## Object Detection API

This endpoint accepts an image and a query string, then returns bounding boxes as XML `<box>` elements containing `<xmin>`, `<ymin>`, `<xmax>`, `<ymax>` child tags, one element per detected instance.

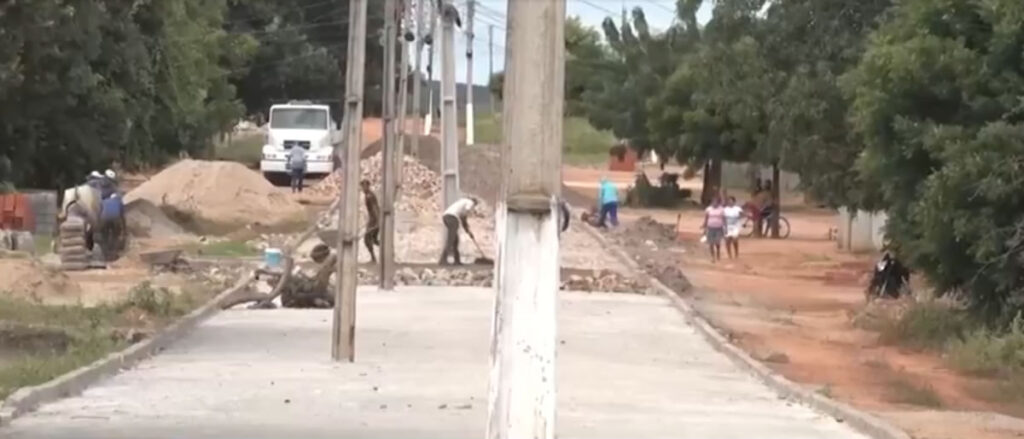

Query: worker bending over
<box><xmin>360</xmin><ymin>180</ymin><xmax>381</xmax><ymax>263</ymax></box>
<box><xmin>439</xmin><ymin>196</ymin><xmax>479</xmax><ymax>266</ymax></box>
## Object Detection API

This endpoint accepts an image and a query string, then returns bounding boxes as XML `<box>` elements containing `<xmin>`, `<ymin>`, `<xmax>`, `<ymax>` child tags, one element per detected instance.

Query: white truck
<box><xmin>260</xmin><ymin>101</ymin><xmax>341</xmax><ymax>180</ymax></box>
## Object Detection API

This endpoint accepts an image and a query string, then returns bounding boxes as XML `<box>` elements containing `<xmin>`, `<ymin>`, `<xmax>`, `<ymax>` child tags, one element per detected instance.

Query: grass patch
<box><xmin>877</xmin><ymin>300</ymin><xmax>969</xmax><ymax>351</ymax></box>
<box><xmin>474</xmin><ymin>114</ymin><xmax>616</xmax><ymax>163</ymax></box>
<box><xmin>185</xmin><ymin>239</ymin><xmax>260</xmax><ymax>258</ymax></box>
<box><xmin>0</xmin><ymin>282</ymin><xmax>214</xmax><ymax>399</ymax></box>
<box><xmin>214</xmin><ymin>133</ymin><xmax>264</xmax><ymax>168</ymax></box>
<box><xmin>947</xmin><ymin>314</ymin><xmax>1024</xmax><ymax>377</ymax></box>
<box><xmin>887</xmin><ymin>375</ymin><xmax>943</xmax><ymax>407</ymax></box>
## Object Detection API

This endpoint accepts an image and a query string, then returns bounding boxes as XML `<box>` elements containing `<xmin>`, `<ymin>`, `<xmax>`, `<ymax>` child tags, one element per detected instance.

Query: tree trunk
<box><xmin>700</xmin><ymin>158</ymin><xmax>722</xmax><ymax>205</ymax></box>
<box><xmin>770</xmin><ymin>162</ymin><xmax>781</xmax><ymax>239</ymax></box>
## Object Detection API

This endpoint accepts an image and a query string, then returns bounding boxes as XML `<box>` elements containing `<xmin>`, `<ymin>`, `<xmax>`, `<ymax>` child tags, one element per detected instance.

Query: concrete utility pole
<box><xmin>333</xmin><ymin>0</ymin><xmax>368</xmax><ymax>363</ymax></box>
<box><xmin>440</xmin><ymin>0</ymin><xmax>460</xmax><ymax>210</ymax></box>
<box><xmin>424</xmin><ymin>3</ymin><xmax>438</xmax><ymax>135</ymax></box>
<box><xmin>486</xmin><ymin>0</ymin><xmax>565</xmax><ymax>437</ymax></box>
<box><xmin>396</xmin><ymin>0</ymin><xmax>410</xmax><ymax>190</ymax></box>
<box><xmin>488</xmin><ymin>24</ymin><xmax>495</xmax><ymax>115</ymax></box>
<box><xmin>411</xmin><ymin>0</ymin><xmax>426</xmax><ymax>157</ymax></box>
<box><xmin>464</xmin><ymin>0</ymin><xmax>475</xmax><ymax>146</ymax></box>
<box><xmin>379</xmin><ymin>0</ymin><xmax>398</xmax><ymax>291</ymax></box>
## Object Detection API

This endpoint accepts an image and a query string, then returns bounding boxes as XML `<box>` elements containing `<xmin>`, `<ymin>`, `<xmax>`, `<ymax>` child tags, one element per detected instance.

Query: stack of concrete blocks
<box><xmin>836</xmin><ymin>207</ymin><xmax>887</xmax><ymax>253</ymax></box>
<box><xmin>58</xmin><ymin>216</ymin><xmax>90</xmax><ymax>271</ymax></box>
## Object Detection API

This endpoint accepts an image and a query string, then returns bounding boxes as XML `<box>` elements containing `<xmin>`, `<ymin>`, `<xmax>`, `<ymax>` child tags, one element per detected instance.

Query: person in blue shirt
<box><xmin>287</xmin><ymin>147</ymin><xmax>307</xmax><ymax>193</ymax></box>
<box><xmin>98</xmin><ymin>193</ymin><xmax>125</xmax><ymax>260</ymax></box>
<box><xmin>597</xmin><ymin>176</ymin><xmax>619</xmax><ymax>228</ymax></box>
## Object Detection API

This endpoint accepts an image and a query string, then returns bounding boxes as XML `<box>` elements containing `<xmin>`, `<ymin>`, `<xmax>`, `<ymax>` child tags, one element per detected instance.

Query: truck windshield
<box><xmin>270</xmin><ymin>108</ymin><xmax>328</xmax><ymax>130</ymax></box>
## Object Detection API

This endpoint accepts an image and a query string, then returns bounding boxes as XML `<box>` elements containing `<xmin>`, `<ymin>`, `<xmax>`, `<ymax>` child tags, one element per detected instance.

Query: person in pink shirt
<box><xmin>703</xmin><ymin>196</ymin><xmax>726</xmax><ymax>262</ymax></box>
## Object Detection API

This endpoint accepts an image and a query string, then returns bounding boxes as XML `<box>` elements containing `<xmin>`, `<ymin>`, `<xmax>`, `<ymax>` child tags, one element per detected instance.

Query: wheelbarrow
<box><xmin>139</xmin><ymin>249</ymin><xmax>186</xmax><ymax>270</ymax></box>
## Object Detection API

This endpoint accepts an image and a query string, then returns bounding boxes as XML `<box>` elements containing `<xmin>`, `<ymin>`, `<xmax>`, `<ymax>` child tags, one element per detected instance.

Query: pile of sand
<box><xmin>124</xmin><ymin>199</ymin><xmax>189</xmax><ymax>238</ymax></box>
<box><xmin>0</xmin><ymin>258</ymin><xmax>81</xmax><ymax>300</ymax></box>
<box><xmin>125</xmin><ymin>160</ymin><xmax>306</xmax><ymax>234</ymax></box>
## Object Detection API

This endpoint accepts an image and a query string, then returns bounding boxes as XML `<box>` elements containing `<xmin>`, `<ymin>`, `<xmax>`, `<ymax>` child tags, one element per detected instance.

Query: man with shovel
<box><xmin>439</xmin><ymin>196</ymin><xmax>481</xmax><ymax>266</ymax></box>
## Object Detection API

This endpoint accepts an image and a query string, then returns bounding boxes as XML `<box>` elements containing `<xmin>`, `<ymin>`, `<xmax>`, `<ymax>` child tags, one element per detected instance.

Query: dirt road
<box><xmin>3</xmin><ymin>287</ymin><xmax>870</xmax><ymax>439</ymax></box>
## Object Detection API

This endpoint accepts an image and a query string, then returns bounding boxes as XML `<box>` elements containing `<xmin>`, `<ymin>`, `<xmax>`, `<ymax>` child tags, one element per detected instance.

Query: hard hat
<box><xmin>89</xmin><ymin>171</ymin><xmax>102</xmax><ymax>179</ymax></box>
<box><xmin>105</xmin><ymin>169</ymin><xmax>116</xmax><ymax>180</ymax></box>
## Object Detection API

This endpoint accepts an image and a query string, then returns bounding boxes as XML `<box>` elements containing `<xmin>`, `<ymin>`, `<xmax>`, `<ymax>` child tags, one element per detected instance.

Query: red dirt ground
<box><xmin>562</xmin><ymin>163</ymin><xmax>1024</xmax><ymax>439</ymax></box>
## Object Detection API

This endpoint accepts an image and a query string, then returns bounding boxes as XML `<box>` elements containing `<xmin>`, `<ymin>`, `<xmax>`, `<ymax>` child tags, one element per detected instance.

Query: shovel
<box><xmin>468</xmin><ymin>235</ymin><xmax>493</xmax><ymax>265</ymax></box>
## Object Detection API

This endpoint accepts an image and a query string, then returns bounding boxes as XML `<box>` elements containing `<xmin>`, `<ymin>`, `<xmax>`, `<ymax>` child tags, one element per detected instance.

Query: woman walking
<box><xmin>723</xmin><ymin>196</ymin><xmax>746</xmax><ymax>259</ymax></box>
<box><xmin>703</xmin><ymin>196</ymin><xmax>726</xmax><ymax>262</ymax></box>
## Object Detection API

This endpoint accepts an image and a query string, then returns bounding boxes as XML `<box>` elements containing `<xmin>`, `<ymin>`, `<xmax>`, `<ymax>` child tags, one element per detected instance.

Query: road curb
<box><xmin>578</xmin><ymin>222</ymin><xmax>910</xmax><ymax>439</ymax></box>
<box><xmin>0</xmin><ymin>273</ymin><xmax>252</xmax><ymax>427</ymax></box>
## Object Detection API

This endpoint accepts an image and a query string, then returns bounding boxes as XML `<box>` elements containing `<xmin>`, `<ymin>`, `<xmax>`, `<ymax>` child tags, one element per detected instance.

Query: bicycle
<box><xmin>740</xmin><ymin>211</ymin><xmax>791</xmax><ymax>239</ymax></box>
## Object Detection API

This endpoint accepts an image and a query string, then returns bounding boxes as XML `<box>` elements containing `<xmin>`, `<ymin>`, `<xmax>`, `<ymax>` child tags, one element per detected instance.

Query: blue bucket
<box><xmin>264</xmin><ymin>248</ymin><xmax>283</xmax><ymax>268</ymax></box>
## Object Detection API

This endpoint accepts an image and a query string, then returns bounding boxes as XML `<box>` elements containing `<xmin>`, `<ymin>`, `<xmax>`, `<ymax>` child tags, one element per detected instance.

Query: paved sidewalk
<box><xmin>4</xmin><ymin>287</ymin><xmax>868</xmax><ymax>439</ymax></box>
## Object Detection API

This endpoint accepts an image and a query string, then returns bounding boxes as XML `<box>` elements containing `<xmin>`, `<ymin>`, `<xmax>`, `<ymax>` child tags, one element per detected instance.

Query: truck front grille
<box><xmin>283</xmin><ymin>140</ymin><xmax>311</xmax><ymax>149</ymax></box>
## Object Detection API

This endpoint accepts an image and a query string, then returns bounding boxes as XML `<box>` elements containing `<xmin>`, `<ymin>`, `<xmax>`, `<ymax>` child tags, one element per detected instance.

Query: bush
<box><xmin>878</xmin><ymin>300</ymin><xmax>969</xmax><ymax>350</ymax></box>
<box><xmin>948</xmin><ymin>314</ymin><xmax>1024</xmax><ymax>377</ymax></box>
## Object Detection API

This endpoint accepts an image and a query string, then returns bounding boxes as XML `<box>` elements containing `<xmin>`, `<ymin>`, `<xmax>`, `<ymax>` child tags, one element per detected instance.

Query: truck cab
<box><xmin>260</xmin><ymin>102</ymin><xmax>340</xmax><ymax>180</ymax></box>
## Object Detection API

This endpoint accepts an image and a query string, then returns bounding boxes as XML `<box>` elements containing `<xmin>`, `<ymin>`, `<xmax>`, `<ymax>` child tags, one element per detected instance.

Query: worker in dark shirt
<box><xmin>360</xmin><ymin>180</ymin><xmax>381</xmax><ymax>263</ymax></box>
<box><xmin>98</xmin><ymin>193</ymin><xmax>125</xmax><ymax>260</ymax></box>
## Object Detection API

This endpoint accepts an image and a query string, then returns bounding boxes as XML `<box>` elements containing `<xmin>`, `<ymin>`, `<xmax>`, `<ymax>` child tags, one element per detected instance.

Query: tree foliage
<box><xmin>844</xmin><ymin>0</ymin><xmax>1024</xmax><ymax>319</ymax></box>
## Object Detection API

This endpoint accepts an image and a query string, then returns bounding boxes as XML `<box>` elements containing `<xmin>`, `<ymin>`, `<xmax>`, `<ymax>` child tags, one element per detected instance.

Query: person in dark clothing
<box><xmin>98</xmin><ymin>193</ymin><xmax>125</xmax><ymax>260</ymax></box>
<box><xmin>287</xmin><ymin>147</ymin><xmax>307</xmax><ymax>193</ymax></box>
<box><xmin>360</xmin><ymin>180</ymin><xmax>381</xmax><ymax>262</ymax></box>
<box><xmin>439</xmin><ymin>196</ymin><xmax>478</xmax><ymax>265</ymax></box>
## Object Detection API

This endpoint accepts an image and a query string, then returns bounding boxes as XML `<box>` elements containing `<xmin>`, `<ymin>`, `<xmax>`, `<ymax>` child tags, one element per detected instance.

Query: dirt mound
<box><xmin>0</xmin><ymin>258</ymin><xmax>81</xmax><ymax>300</ymax></box>
<box><xmin>125</xmin><ymin>160</ymin><xmax>306</xmax><ymax>234</ymax></box>
<box><xmin>124</xmin><ymin>199</ymin><xmax>188</xmax><ymax>238</ymax></box>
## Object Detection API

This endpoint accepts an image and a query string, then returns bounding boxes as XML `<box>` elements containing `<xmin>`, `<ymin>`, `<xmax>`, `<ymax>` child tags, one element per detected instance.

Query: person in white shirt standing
<box><xmin>723</xmin><ymin>195</ymin><xmax>747</xmax><ymax>259</ymax></box>
<box><xmin>439</xmin><ymin>196</ymin><xmax>479</xmax><ymax>265</ymax></box>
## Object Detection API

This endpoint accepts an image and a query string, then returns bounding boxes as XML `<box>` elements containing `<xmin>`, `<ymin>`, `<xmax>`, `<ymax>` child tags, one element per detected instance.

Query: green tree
<box><xmin>844</xmin><ymin>0</ymin><xmax>1024</xmax><ymax>319</ymax></box>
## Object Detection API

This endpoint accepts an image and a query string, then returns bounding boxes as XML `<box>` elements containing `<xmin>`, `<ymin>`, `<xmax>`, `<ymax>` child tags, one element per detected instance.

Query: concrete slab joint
<box><xmin>575</xmin><ymin>220</ymin><xmax>911</xmax><ymax>439</ymax></box>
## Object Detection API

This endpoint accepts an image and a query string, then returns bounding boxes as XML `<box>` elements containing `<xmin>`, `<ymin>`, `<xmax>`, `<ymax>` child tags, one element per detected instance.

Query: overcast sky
<box><xmin>416</xmin><ymin>0</ymin><xmax>714</xmax><ymax>85</ymax></box>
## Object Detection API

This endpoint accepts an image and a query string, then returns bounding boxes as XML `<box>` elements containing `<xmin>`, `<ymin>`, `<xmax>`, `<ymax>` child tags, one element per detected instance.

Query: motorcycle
<box><xmin>866</xmin><ymin>252</ymin><xmax>910</xmax><ymax>301</ymax></box>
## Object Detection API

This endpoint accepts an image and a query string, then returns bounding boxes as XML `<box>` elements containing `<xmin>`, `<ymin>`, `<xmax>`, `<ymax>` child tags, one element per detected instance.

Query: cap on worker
<box><xmin>105</xmin><ymin>169</ymin><xmax>117</xmax><ymax>180</ymax></box>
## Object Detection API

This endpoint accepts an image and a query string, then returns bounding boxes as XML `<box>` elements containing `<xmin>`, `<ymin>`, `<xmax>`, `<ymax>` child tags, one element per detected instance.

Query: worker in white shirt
<box><xmin>439</xmin><ymin>196</ymin><xmax>479</xmax><ymax>265</ymax></box>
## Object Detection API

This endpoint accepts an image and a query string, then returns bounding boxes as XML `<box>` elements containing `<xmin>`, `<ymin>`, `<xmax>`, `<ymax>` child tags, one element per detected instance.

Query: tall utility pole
<box><xmin>333</xmin><ymin>0</ymin><xmax>368</xmax><ymax>363</ymax></box>
<box><xmin>396</xmin><ymin>0</ymin><xmax>410</xmax><ymax>191</ymax></box>
<box><xmin>411</xmin><ymin>0</ymin><xmax>426</xmax><ymax>157</ymax></box>
<box><xmin>488</xmin><ymin>24</ymin><xmax>495</xmax><ymax>115</ymax></box>
<box><xmin>439</xmin><ymin>0</ymin><xmax>460</xmax><ymax>210</ymax></box>
<box><xmin>379</xmin><ymin>0</ymin><xmax>398</xmax><ymax>291</ymax></box>
<box><xmin>424</xmin><ymin>3</ymin><xmax>438</xmax><ymax>135</ymax></box>
<box><xmin>486</xmin><ymin>0</ymin><xmax>565</xmax><ymax>437</ymax></box>
<box><xmin>464</xmin><ymin>0</ymin><xmax>475</xmax><ymax>146</ymax></box>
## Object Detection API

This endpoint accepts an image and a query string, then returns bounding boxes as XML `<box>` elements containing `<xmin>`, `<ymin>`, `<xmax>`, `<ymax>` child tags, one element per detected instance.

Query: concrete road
<box><xmin>4</xmin><ymin>287</ymin><xmax>867</xmax><ymax>439</ymax></box>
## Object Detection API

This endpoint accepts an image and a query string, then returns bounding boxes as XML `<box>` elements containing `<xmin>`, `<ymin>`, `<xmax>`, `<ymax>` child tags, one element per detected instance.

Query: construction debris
<box><xmin>353</xmin><ymin>266</ymin><xmax>650</xmax><ymax>294</ymax></box>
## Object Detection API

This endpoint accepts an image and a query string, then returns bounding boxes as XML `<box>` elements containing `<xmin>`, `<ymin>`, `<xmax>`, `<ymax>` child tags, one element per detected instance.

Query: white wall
<box><xmin>837</xmin><ymin>207</ymin><xmax>888</xmax><ymax>253</ymax></box>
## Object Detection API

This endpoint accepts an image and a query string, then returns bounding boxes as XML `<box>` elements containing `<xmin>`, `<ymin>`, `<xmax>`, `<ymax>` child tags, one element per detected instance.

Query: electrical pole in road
<box><xmin>379</xmin><ymin>0</ymin><xmax>399</xmax><ymax>291</ymax></box>
<box><xmin>488</xmin><ymin>24</ymin><xmax>495</xmax><ymax>115</ymax></box>
<box><xmin>464</xmin><ymin>0</ymin><xmax>475</xmax><ymax>146</ymax></box>
<box><xmin>424</xmin><ymin>2</ymin><xmax>438</xmax><ymax>135</ymax></box>
<box><xmin>333</xmin><ymin>0</ymin><xmax>368</xmax><ymax>363</ymax></box>
<box><xmin>439</xmin><ymin>0</ymin><xmax>460</xmax><ymax>210</ymax></box>
<box><xmin>411</xmin><ymin>0</ymin><xmax>426</xmax><ymax>157</ymax></box>
<box><xmin>486</xmin><ymin>0</ymin><xmax>565</xmax><ymax>437</ymax></box>
<box><xmin>396</xmin><ymin>0</ymin><xmax>411</xmax><ymax>192</ymax></box>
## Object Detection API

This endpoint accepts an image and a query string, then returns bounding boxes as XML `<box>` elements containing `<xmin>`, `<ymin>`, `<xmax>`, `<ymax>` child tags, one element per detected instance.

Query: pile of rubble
<box><xmin>353</xmin><ymin>266</ymin><xmax>649</xmax><ymax>294</ymax></box>
<box><xmin>311</xmin><ymin>152</ymin><xmax>495</xmax><ymax>219</ymax></box>
<box><xmin>562</xmin><ymin>269</ymin><xmax>651</xmax><ymax>294</ymax></box>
